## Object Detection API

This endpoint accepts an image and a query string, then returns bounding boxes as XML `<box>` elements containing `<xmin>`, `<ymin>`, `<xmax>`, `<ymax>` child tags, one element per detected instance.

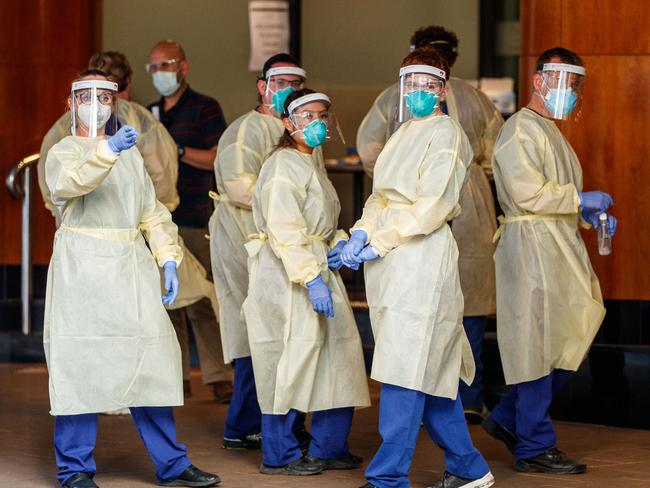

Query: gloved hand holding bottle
<box><xmin>162</xmin><ymin>261</ymin><xmax>180</xmax><ymax>306</ymax></box>
<box><xmin>581</xmin><ymin>208</ymin><xmax>618</xmax><ymax>235</ymax></box>
<box><xmin>579</xmin><ymin>191</ymin><xmax>613</xmax><ymax>213</ymax></box>
<box><xmin>108</xmin><ymin>125</ymin><xmax>138</xmax><ymax>153</ymax></box>
<box><xmin>341</xmin><ymin>230</ymin><xmax>368</xmax><ymax>269</ymax></box>
<box><xmin>306</xmin><ymin>275</ymin><xmax>334</xmax><ymax>318</ymax></box>
<box><xmin>327</xmin><ymin>240</ymin><xmax>347</xmax><ymax>271</ymax></box>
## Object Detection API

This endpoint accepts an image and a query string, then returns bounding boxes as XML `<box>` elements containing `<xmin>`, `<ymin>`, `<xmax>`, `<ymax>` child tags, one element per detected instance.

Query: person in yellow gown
<box><xmin>243</xmin><ymin>89</ymin><xmax>370</xmax><ymax>476</ymax></box>
<box><xmin>357</xmin><ymin>26</ymin><xmax>502</xmax><ymax>421</ymax></box>
<box><xmin>482</xmin><ymin>46</ymin><xmax>616</xmax><ymax>476</ymax></box>
<box><xmin>342</xmin><ymin>50</ymin><xmax>494</xmax><ymax>488</ymax></box>
<box><xmin>44</xmin><ymin>74</ymin><xmax>219</xmax><ymax>488</ymax></box>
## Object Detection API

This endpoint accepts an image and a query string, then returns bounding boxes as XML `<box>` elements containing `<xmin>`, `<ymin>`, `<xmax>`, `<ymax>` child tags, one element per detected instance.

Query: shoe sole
<box><xmin>158</xmin><ymin>480</ymin><xmax>220</xmax><ymax>487</ymax></box>
<box><xmin>515</xmin><ymin>461</ymin><xmax>587</xmax><ymax>475</ymax></box>
<box><xmin>322</xmin><ymin>461</ymin><xmax>362</xmax><ymax>470</ymax></box>
<box><xmin>259</xmin><ymin>465</ymin><xmax>323</xmax><ymax>476</ymax></box>
<box><xmin>426</xmin><ymin>472</ymin><xmax>494</xmax><ymax>488</ymax></box>
<box><xmin>221</xmin><ymin>443</ymin><xmax>261</xmax><ymax>450</ymax></box>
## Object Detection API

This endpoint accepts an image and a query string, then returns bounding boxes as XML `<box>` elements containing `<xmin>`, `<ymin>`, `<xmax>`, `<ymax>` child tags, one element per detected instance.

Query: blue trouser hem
<box><xmin>490</xmin><ymin>369</ymin><xmax>572</xmax><ymax>460</ymax></box>
<box><xmin>55</xmin><ymin>407</ymin><xmax>191</xmax><ymax>485</ymax></box>
<box><xmin>365</xmin><ymin>383</ymin><xmax>489</xmax><ymax>488</ymax></box>
<box><xmin>458</xmin><ymin>315</ymin><xmax>486</xmax><ymax>409</ymax></box>
<box><xmin>262</xmin><ymin>407</ymin><xmax>353</xmax><ymax>466</ymax></box>
<box><xmin>224</xmin><ymin>356</ymin><xmax>262</xmax><ymax>438</ymax></box>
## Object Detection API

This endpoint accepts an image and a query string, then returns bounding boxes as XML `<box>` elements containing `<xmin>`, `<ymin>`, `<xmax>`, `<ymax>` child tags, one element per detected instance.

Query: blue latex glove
<box><xmin>108</xmin><ymin>125</ymin><xmax>138</xmax><ymax>153</ymax></box>
<box><xmin>162</xmin><ymin>261</ymin><xmax>180</xmax><ymax>306</ymax></box>
<box><xmin>306</xmin><ymin>275</ymin><xmax>334</xmax><ymax>318</ymax></box>
<box><xmin>357</xmin><ymin>245</ymin><xmax>380</xmax><ymax>263</ymax></box>
<box><xmin>327</xmin><ymin>240</ymin><xmax>347</xmax><ymax>271</ymax></box>
<box><xmin>579</xmin><ymin>191</ymin><xmax>613</xmax><ymax>213</ymax></box>
<box><xmin>340</xmin><ymin>230</ymin><xmax>368</xmax><ymax>269</ymax></box>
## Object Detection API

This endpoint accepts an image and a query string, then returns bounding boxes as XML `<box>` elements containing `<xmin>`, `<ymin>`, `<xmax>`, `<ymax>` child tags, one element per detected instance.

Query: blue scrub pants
<box><xmin>224</xmin><ymin>356</ymin><xmax>261</xmax><ymax>439</ymax></box>
<box><xmin>54</xmin><ymin>407</ymin><xmax>191</xmax><ymax>486</ymax></box>
<box><xmin>366</xmin><ymin>383</ymin><xmax>490</xmax><ymax>488</ymax></box>
<box><xmin>458</xmin><ymin>316</ymin><xmax>487</xmax><ymax>410</ymax></box>
<box><xmin>490</xmin><ymin>369</ymin><xmax>571</xmax><ymax>460</ymax></box>
<box><xmin>261</xmin><ymin>407</ymin><xmax>353</xmax><ymax>467</ymax></box>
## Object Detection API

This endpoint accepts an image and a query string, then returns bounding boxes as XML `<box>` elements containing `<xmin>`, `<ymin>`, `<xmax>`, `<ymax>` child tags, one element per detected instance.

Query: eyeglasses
<box><xmin>292</xmin><ymin>110</ymin><xmax>330</xmax><ymax>125</ymax></box>
<box><xmin>403</xmin><ymin>79</ymin><xmax>445</xmax><ymax>94</ymax></box>
<box><xmin>268</xmin><ymin>77</ymin><xmax>305</xmax><ymax>90</ymax></box>
<box><xmin>145</xmin><ymin>58</ymin><xmax>182</xmax><ymax>73</ymax></box>
<box><xmin>75</xmin><ymin>90</ymin><xmax>115</xmax><ymax>105</ymax></box>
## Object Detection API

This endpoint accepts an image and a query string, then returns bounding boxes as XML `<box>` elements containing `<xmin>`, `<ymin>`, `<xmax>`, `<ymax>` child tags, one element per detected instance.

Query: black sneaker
<box><xmin>259</xmin><ymin>456</ymin><xmax>324</xmax><ymax>476</ymax></box>
<box><xmin>222</xmin><ymin>432</ymin><xmax>262</xmax><ymax>450</ymax></box>
<box><xmin>481</xmin><ymin>415</ymin><xmax>518</xmax><ymax>454</ymax></box>
<box><xmin>515</xmin><ymin>448</ymin><xmax>587</xmax><ymax>474</ymax></box>
<box><xmin>427</xmin><ymin>471</ymin><xmax>495</xmax><ymax>488</ymax></box>
<box><xmin>63</xmin><ymin>473</ymin><xmax>98</xmax><ymax>488</ymax></box>
<box><xmin>464</xmin><ymin>404</ymin><xmax>489</xmax><ymax>425</ymax></box>
<box><xmin>158</xmin><ymin>465</ymin><xmax>220</xmax><ymax>487</ymax></box>
<box><xmin>359</xmin><ymin>484</ymin><xmax>377</xmax><ymax>488</ymax></box>
<box><xmin>306</xmin><ymin>452</ymin><xmax>362</xmax><ymax>470</ymax></box>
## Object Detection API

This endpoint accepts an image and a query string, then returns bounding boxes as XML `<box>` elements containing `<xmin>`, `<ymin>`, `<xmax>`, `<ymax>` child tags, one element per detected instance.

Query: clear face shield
<box><xmin>287</xmin><ymin>93</ymin><xmax>346</xmax><ymax>148</ymax></box>
<box><xmin>398</xmin><ymin>65</ymin><xmax>447</xmax><ymax>123</ymax></box>
<box><xmin>264</xmin><ymin>66</ymin><xmax>306</xmax><ymax>116</ymax></box>
<box><xmin>536</xmin><ymin>63</ymin><xmax>586</xmax><ymax>121</ymax></box>
<box><xmin>70</xmin><ymin>80</ymin><xmax>118</xmax><ymax>138</ymax></box>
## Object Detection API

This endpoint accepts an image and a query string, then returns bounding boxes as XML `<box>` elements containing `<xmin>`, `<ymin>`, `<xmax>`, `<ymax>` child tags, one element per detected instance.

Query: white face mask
<box><xmin>77</xmin><ymin>103</ymin><xmax>112</xmax><ymax>131</ymax></box>
<box><xmin>152</xmin><ymin>71</ymin><xmax>181</xmax><ymax>96</ymax></box>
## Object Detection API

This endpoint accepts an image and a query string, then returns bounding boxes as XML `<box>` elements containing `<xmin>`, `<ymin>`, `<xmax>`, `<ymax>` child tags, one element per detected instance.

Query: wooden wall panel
<box><xmin>563</xmin><ymin>1</ymin><xmax>650</xmax><ymax>54</ymax></box>
<box><xmin>520</xmin><ymin>0</ymin><xmax>650</xmax><ymax>299</ymax></box>
<box><xmin>0</xmin><ymin>0</ymin><xmax>101</xmax><ymax>265</ymax></box>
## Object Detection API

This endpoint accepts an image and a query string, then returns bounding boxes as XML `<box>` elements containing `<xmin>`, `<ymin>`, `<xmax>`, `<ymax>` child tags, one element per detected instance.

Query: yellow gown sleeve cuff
<box><xmin>154</xmin><ymin>245</ymin><xmax>184</xmax><ymax>268</ymax></box>
<box><xmin>96</xmin><ymin>139</ymin><xmax>120</xmax><ymax>165</ymax></box>
<box><xmin>328</xmin><ymin>229</ymin><xmax>349</xmax><ymax>248</ymax></box>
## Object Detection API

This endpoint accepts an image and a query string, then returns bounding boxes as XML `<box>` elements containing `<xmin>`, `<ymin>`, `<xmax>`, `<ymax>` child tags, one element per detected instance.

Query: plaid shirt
<box><xmin>148</xmin><ymin>86</ymin><xmax>226</xmax><ymax>228</ymax></box>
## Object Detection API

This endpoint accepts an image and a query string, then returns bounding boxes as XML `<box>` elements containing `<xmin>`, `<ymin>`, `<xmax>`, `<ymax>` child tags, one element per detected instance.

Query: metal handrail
<box><xmin>5</xmin><ymin>153</ymin><xmax>39</xmax><ymax>336</ymax></box>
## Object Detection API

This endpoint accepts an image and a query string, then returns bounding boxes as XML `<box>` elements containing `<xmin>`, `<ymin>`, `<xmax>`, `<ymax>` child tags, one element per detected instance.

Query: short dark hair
<box><xmin>535</xmin><ymin>47</ymin><xmax>583</xmax><ymax>71</ymax></box>
<box><xmin>88</xmin><ymin>51</ymin><xmax>132</xmax><ymax>92</ymax></box>
<box><xmin>261</xmin><ymin>53</ymin><xmax>300</xmax><ymax>79</ymax></box>
<box><xmin>401</xmin><ymin>48</ymin><xmax>450</xmax><ymax>80</ymax></box>
<box><xmin>410</xmin><ymin>25</ymin><xmax>459</xmax><ymax>67</ymax></box>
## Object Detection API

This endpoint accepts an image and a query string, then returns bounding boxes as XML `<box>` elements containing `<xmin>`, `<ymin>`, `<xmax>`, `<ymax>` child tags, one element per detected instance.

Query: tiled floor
<box><xmin>1</xmin><ymin>364</ymin><xmax>649</xmax><ymax>487</ymax></box>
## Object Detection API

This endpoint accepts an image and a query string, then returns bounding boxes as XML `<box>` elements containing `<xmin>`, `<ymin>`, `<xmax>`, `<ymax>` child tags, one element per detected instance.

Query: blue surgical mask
<box><xmin>272</xmin><ymin>86</ymin><xmax>294</xmax><ymax>114</ymax></box>
<box><xmin>302</xmin><ymin>119</ymin><xmax>328</xmax><ymax>148</ymax></box>
<box><xmin>544</xmin><ymin>88</ymin><xmax>578</xmax><ymax>117</ymax></box>
<box><xmin>152</xmin><ymin>71</ymin><xmax>180</xmax><ymax>97</ymax></box>
<box><xmin>405</xmin><ymin>90</ymin><xmax>439</xmax><ymax>118</ymax></box>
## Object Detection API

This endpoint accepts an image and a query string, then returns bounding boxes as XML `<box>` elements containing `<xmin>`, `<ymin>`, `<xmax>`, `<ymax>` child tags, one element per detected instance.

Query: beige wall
<box><xmin>103</xmin><ymin>0</ymin><xmax>479</xmax><ymax>228</ymax></box>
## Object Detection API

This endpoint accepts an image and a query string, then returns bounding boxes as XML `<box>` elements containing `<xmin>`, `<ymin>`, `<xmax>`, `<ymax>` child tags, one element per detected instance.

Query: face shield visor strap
<box><xmin>538</xmin><ymin>63</ymin><xmax>586</xmax><ymax>120</ymax></box>
<box><xmin>264</xmin><ymin>67</ymin><xmax>307</xmax><ymax>112</ymax></box>
<box><xmin>398</xmin><ymin>65</ymin><xmax>446</xmax><ymax>123</ymax></box>
<box><xmin>71</xmin><ymin>80</ymin><xmax>118</xmax><ymax>137</ymax></box>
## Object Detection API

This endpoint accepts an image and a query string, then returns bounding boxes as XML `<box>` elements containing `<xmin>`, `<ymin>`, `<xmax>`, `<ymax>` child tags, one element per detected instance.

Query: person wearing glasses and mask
<box><xmin>43</xmin><ymin>72</ymin><xmax>220</xmax><ymax>488</ymax></box>
<box><xmin>243</xmin><ymin>89</ymin><xmax>369</xmax><ymax>476</ymax></box>
<box><xmin>147</xmin><ymin>40</ymin><xmax>232</xmax><ymax>402</ymax></box>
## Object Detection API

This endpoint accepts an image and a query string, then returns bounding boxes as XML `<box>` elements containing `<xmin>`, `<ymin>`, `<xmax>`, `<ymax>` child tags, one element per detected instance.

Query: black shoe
<box><xmin>222</xmin><ymin>432</ymin><xmax>262</xmax><ymax>450</ymax></box>
<box><xmin>359</xmin><ymin>484</ymin><xmax>377</xmax><ymax>488</ymax></box>
<box><xmin>482</xmin><ymin>415</ymin><xmax>517</xmax><ymax>454</ymax></box>
<box><xmin>306</xmin><ymin>452</ymin><xmax>363</xmax><ymax>470</ymax></box>
<box><xmin>158</xmin><ymin>465</ymin><xmax>221</xmax><ymax>486</ymax></box>
<box><xmin>464</xmin><ymin>404</ymin><xmax>489</xmax><ymax>425</ymax></box>
<box><xmin>63</xmin><ymin>473</ymin><xmax>98</xmax><ymax>488</ymax></box>
<box><xmin>515</xmin><ymin>448</ymin><xmax>587</xmax><ymax>474</ymax></box>
<box><xmin>259</xmin><ymin>456</ymin><xmax>324</xmax><ymax>476</ymax></box>
<box><xmin>427</xmin><ymin>471</ymin><xmax>495</xmax><ymax>488</ymax></box>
